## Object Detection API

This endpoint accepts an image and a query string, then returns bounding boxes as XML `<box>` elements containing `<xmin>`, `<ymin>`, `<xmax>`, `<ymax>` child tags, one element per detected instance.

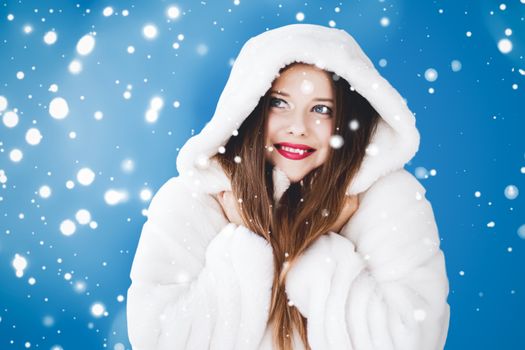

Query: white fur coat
<box><xmin>127</xmin><ymin>23</ymin><xmax>450</xmax><ymax>350</ymax></box>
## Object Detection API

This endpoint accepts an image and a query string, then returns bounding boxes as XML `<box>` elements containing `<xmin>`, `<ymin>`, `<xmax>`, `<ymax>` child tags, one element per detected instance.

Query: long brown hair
<box><xmin>212</xmin><ymin>62</ymin><xmax>380</xmax><ymax>349</ymax></box>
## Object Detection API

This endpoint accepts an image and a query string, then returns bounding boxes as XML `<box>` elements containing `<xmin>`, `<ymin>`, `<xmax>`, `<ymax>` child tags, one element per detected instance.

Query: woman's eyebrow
<box><xmin>270</xmin><ymin>90</ymin><xmax>334</xmax><ymax>102</ymax></box>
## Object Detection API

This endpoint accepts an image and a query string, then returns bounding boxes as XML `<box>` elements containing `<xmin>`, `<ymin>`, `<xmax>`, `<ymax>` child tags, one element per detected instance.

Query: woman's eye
<box><xmin>270</xmin><ymin>97</ymin><xmax>287</xmax><ymax>108</ymax></box>
<box><xmin>313</xmin><ymin>105</ymin><xmax>332</xmax><ymax>115</ymax></box>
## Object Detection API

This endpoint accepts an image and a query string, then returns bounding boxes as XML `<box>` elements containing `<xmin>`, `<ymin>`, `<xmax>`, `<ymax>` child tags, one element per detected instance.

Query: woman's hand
<box><xmin>217</xmin><ymin>191</ymin><xmax>245</xmax><ymax>227</ymax></box>
<box><xmin>328</xmin><ymin>194</ymin><xmax>359</xmax><ymax>233</ymax></box>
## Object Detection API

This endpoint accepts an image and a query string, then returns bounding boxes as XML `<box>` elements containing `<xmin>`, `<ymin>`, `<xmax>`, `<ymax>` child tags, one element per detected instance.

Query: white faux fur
<box><xmin>127</xmin><ymin>23</ymin><xmax>450</xmax><ymax>350</ymax></box>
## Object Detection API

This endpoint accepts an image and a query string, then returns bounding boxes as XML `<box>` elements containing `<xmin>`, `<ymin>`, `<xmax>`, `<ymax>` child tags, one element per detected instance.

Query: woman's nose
<box><xmin>286</xmin><ymin>111</ymin><xmax>307</xmax><ymax>136</ymax></box>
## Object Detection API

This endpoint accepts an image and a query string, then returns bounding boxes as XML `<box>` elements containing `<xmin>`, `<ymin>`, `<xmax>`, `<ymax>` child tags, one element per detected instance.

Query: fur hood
<box><xmin>176</xmin><ymin>23</ymin><xmax>420</xmax><ymax>197</ymax></box>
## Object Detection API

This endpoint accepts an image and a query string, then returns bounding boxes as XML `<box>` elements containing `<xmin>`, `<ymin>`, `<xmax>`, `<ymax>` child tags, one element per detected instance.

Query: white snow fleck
<box><xmin>117</xmin><ymin>295</ymin><xmax>125</xmax><ymax>302</ymax></box>
<box><xmin>296</xmin><ymin>12</ymin><xmax>305</xmax><ymax>21</ymax></box>
<box><xmin>49</xmin><ymin>97</ymin><xmax>69</xmax><ymax>119</ymax></box>
<box><xmin>505</xmin><ymin>28</ymin><xmax>512</xmax><ymax>36</ymax></box>
<box><xmin>121</xmin><ymin>158</ymin><xmax>134</xmax><ymax>173</ymax></box>
<box><xmin>66</xmin><ymin>180</ymin><xmax>75</xmax><ymax>189</ymax></box>
<box><xmin>140</xmin><ymin>188</ymin><xmax>153</xmax><ymax>201</ymax></box>
<box><xmin>197</xmin><ymin>44</ymin><xmax>208</xmax><ymax>55</ymax></box>
<box><xmin>127</xmin><ymin>46</ymin><xmax>135</xmax><ymax>54</ymax></box>
<box><xmin>178</xmin><ymin>34</ymin><xmax>185</xmax><ymax>41</ymax></box>
<box><xmin>122</xmin><ymin>9</ymin><xmax>129</xmax><ymax>16</ymax></box>
<box><xmin>517</xmin><ymin>224</ymin><xmax>525</xmax><ymax>239</ymax></box>
<box><xmin>26</xmin><ymin>128</ymin><xmax>43</xmax><ymax>145</ymax></box>
<box><xmin>76</xmin><ymin>34</ymin><xmax>96</xmax><ymax>56</ymax></box>
<box><xmin>60</xmin><ymin>219</ymin><xmax>76</xmax><ymax>236</ymax></box>
<box><xmin>0</xmin><ymin>96</ymin><xmax>7</xmax><ymax>111</ymax></box>
<box><xmin>68</xmin><ymin>131</ymin><xmax>76</xmax><ymax>139</ymax></box>
<box><xmin>68</xmin><ymin>59</ymin><xmax>82</xmax><ymax>74</ymax></box>
<box><xmin>167</xmin><ymin>6</ymin><xmax>181</xmax><ymax>19</ymax></box>
<box><xmin>365</xmin><ymin>143</ymin><xmax>379</xmax><ymax>156</ymax></box>
<box><xmin>43</xmin><ymin>31</ymin><xmax>57</xmax><ymax>45</ymax></box>
<box><xmin>114</xmin><ymin>343</ymin><xmax>125</xmax><ymax>350</ymax></box>
<box><xmin>143</xmin><ymin>24</ymin><xmax>158</xmax><ymax>39</ymax></box>
<box><xmin>459</xmin><ymin>270</ymin><xmax>465</xmax><ymax>276</ymax></box>
<box><xmin>48</xmin><ymin>84</ymin><xmax>58</xmax><ymax>92</ymax></box>
<box><xmin>28</xmin><ymin>277</ymin><xmax>36</xmax><ymax>285</ymax></box>
<box><xmin>23</xmin><ymin>25</ymin><xmax>33</xmax><ymax>34</ymax></box>
<box><xmin>13</xmin><ymin>254</ymin><xmax>28</xmax><ymax>277</ymax></box>
<box><xmin>299</xmin><ymin>79</ymin><xmax>314</xmax><ymax>95</ymax></box>
<box><xmin>504</xmin><ymin>185</ymin><xmax>519</xmax><ymax>200</ymax></box>
<box><xmin>145</xmin><ymin>109</ymin><xmax>158</xmax><ymax>123</ymax></box>
<box><xmin>90</xmin><ymin>302</ymin><xmax>106</xmax><ymax>317</ymax></box>
<box><xmin>123</xmin><ymin>91</ymin><xmax>132</xmax><ymax>99</ymax></box>
<box><xmin>451</xmin><ymin>60</ymin><xmax>462</xmax><ymax>72</ymax></box>
<box><xmin>329</xmin><ymin>135</ymin><xmax>344</xmax><ymax>149</ymax></box>
<box><xmin>77</xmin><ymin>167</ymin><xmax>95</xmax><ymax>186</ymax></box>
<box><xmin>16</xmin><ymin>71</ymin><xmax>25</xmax><ymax>80</ymax></box>
<box><xmin>328</xmin><ymin>20</ymin><xmax>336</xmax><ymax>27</ymax></box>
<box><xmin>349</xmin><ymin>119</ymin><xmax>359</xmax><ymax>131</ymax></box>
<box><xmin>3</xmin><ymin>110</ymin><xmax>19</xmax><ymax>128</ymax></box>
<box><xmin>9</xmin><ymin>149</ymin><xmax>23</xmax><ymax>162</ymax></box>
<box><xmin>429</xmin><ymin>169</ymin><xmax>437</xmax><ymax>176</ymax></box>
<box><xmin>43</xmin><ymin>316</ymin><xmax>54</xmax><ymax>327</ymax></box>
<box><xmin>75</xmin><ymin>209</ymin><xmax>91</xmax><ymax>224</ymax></box>
<box><xmin>103</xmin><ymin>7</ymin><xmax>114</xmax><ymax>17</ymax></box>
<box><xmin>173</xmin><ymin>100</ymin><xmax>181</xmax><ymax>108</ymax></box>
<box><xmin>7</xmin><ymin>14</ymin><xmax>14</xmax><ymax>21</ymax></box>
<box><xmin>74</xmin><ymin>280</ymin><xmax>87</xmax><ymax>293</ymax></box>
<box><xmin>234</xmin><ymin>156</ymin><xmax>242</xmax><ymax>163</ymax></box>
<box><xmin>487</xmin><ymin>221</ymin><xmax>495</xmax><ymax>228</ymax></box>
<box><xmin>499</xmin><ymin>3</ymin><xmax>507</xmax><ymax>10</ymax></box>
<box><xmin>94</xmin><ymin>111</ymin><xmax>103</xmax><ymax>120</ymax></box>
<box><xmin>39</xmin><ymin>185</ymin><xmax>52</xmax><ymax>198</ymax></box>
<box><xmin>498</xmin><ymin>38</ymin><xmax>512</xmax><ymax>54</ymax></box>
<box><xmin>415</xmin><ymin>167</ymin><xmax>429</xmax><ymax>179</ymax></box>
<box><xmin>64</xmin><ymin>272</ymin><xmax>72</xmax><ymax>280</ymax></box>
<box><xmin>380</xmin><ymin>17</ymin><xmax>390</xmax><ymax>27</ymax></box>
<box><xmin>104</xmin><ymin>189</ymin><xmax>128</xmax><ymax>205</ymax></box>
<box><xmin>0</xmin><ymin>170</ymin><xmax>7</xmax><ymax>184</ymax></box>
<box><xmin>424</xmin><ymin>68</ymin><xmax>438</xmax><ymax>82</ymax></box>
<box><xmin>474</xmin><ymin>191</ymin><xmax>481</xmax><ymax>198</ymax></box>
<box><xmin>150</xmin><ymin>96</ymin><xmax>164</xmax><ymax>110</ymax></box>
<box><xmin>466</xmin><ymin>31</ymin><xmax>472</xmax><ymax>37</ymax></box>
<box><xmin>378</xmin><ymin>58</ymin><xmax>387</xmax><ymax>67</ymax></box>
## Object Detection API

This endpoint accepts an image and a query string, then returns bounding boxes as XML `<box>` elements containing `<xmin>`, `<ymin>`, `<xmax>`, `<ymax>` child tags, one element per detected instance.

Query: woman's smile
<box><xmin>274</xmin><ymin>142</ymin><xmax>316</xmax><ymax>160</ymax></box>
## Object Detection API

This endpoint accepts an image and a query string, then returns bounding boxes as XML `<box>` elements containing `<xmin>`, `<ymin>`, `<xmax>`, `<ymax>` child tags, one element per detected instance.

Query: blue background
<box><xmin>1</xmin><ymin>0</ymin><xmax>524</xmax><ymax>349</ymax></box>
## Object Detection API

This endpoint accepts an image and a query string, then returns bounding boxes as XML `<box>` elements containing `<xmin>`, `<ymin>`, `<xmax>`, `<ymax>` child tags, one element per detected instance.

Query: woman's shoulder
<box><xmin>146</xmin><ymin>176</ymin><xmax>224</xmax><ymax>224</ymax></box>
<box><xmin>360</xmin><ymin>168</ymin><xmax>426</xmax><ymax>203</ymax></box>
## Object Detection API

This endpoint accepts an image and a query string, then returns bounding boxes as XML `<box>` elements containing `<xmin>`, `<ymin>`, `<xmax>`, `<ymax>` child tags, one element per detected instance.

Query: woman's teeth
<box><xmin>281</xmin><ymin>146</ymin><xmax>306</xmax><ymax>155</ymax></box>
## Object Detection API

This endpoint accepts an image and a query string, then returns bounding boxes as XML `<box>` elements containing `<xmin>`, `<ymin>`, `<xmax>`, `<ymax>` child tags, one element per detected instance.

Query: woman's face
<box><xmin>264</xmin><ymin>63</ymin><xmax>335</xmax><ymax>183</ymax></box>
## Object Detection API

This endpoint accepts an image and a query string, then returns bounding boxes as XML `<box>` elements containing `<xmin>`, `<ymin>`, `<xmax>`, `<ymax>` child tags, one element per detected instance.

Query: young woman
<box><xmin>127</xmin><ymin>24</ymin><xmax>450</xmax><ymax>350</ymax></box>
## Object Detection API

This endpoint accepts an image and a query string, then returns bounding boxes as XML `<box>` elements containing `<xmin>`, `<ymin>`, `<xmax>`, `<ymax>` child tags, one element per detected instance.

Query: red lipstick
<box><xmin>274</xmin><ymin>142</ymin><xmax>316</xmax><ymax>160</ymax></box>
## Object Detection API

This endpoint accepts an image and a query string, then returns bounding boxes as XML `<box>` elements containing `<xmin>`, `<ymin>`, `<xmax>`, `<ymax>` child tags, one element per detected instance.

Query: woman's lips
<box><xmin>274</xmin><ymin>143</ymin><xmax>316</xmax><ymax>160</ymax></box>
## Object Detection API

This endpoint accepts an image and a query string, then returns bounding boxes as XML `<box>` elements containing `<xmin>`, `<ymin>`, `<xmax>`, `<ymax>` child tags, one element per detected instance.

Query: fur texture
<box><xmin>127</xmin><ymin>23</ymin><xmax>450</xmax><ymax>349</ymax></box>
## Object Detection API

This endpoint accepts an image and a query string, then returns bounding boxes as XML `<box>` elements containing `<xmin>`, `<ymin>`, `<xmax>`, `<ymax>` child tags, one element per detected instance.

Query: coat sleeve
<box><xmin>127</xmin><ymin>177</ymin><xmax>274</xmax><ymax>350</ymax></box>
<box><xmin>285</xmin><ymin>169</ymin><xmax>450</xmax><ymax>350</ymax></box>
